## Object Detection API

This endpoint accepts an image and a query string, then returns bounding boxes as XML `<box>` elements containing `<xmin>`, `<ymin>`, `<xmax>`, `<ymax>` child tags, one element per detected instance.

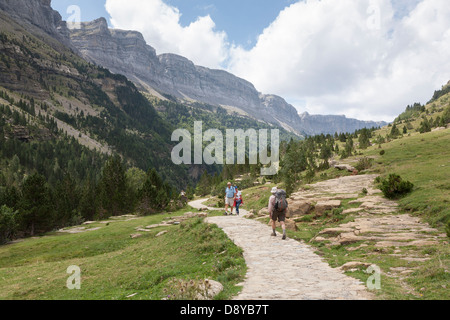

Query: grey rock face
<box><xmin>0</xmin><ymin>0</ymin><xmax>388</xmax><ymax>136</ymax></box>
<box><xmin>69</xmin><ymin>18</ymin><xmax>286</xmax><ymax>130</ymax></box>
<box><xmin>68</xmin><ymin>19</ymin><xmax>388</xmax><ymax>136</ymax></box>
<box><xmin>298</xmin><ymin>112</ymin><xmax>387</xmax><ymax>135</ymax></box>
<box><xmin>0</xmin><ymin>0</ymin><xmax>70</xmax><ymax>43</ymax></box>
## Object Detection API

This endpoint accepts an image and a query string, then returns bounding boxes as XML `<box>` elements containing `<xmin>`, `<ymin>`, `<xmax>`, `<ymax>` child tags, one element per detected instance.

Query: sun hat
<box><xmin>271</xmin><ymin>187</ymin><xmax>278</xmax><ymax>194</ymax></box>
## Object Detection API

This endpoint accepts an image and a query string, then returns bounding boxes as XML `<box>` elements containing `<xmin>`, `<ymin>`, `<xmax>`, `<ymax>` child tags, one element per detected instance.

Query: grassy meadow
<box><xmin>0</xmin><ymin>209</ymin><xmax>246</xmax><ymax>300</ymax></box>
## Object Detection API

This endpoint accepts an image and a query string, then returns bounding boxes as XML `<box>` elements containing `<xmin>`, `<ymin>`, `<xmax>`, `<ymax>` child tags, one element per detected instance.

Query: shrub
<box><xmin>379</xmin><ymin>174</ymin><xmax>414</xmax><ymax>199</ymax></box>
<box><xmin>0</xmin><ymin>205</ymin><xmax>18</xmax><ymax>245</ymax></box>
<box><xmin>355</xmin><ymin>157</ymin><xmax>373</xmax><ymax>171</ymax></box>
<box><xmin>380</xmin><ymin>150</ymin><xmax>385</xmax><ymax>156</ymax></box>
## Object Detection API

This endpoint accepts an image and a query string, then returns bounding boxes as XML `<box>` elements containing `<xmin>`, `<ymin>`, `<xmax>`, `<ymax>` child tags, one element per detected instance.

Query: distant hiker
<box><xmin>268</xmin><ymin>187</ymin><xmax>288</xmax><ymax>240</ymax></box>
<box><xmin>224</xmin><ymin>182</ymin><xmax>236</xmax><ymax>216</ymax></box>
<box><xmin>233</xmin><ymin>187</ymin><xmax>244</xmax><ymax>216</ymax></box>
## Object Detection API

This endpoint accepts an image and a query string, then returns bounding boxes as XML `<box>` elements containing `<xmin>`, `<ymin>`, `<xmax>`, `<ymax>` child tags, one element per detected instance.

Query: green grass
<box><xmin>241</xmin><ymin>183</ymin><xmax>275</xmax><ymax>213</ymax></box>
<box><xmin>290</xmin><ymin>128</ymin><xmax>450</xmax><ymax>299</ymax></box>
<box><xmin>0</xmin><ymin>210</ymin><xmax>246</xmax><ymax>300</ymax></box>
<box><xmin>242</xmin><ymin>128</ymin><xmax>450</xmax><ymax>299</ymax></box>
<box><xmin>363</xmin><ymin>129</ymin><xmax>450</xmax><ymax>228</ymax></box>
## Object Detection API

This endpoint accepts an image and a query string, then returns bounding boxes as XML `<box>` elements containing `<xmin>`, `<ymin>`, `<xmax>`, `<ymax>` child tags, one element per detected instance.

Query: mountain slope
<box><xmin>298</xmin><ymin>112</ymin><xmax>387</xmax><ymax>136</ymax></box>
<box><xmin>0</xmin><ymin>4</ymin><xmax>190</xmax><ymax>187</ymax></box>
<box><xmin>68</xmin><ymin>17</ymin><xmax>386</xmax><ymax>136</ymax></box>
<box><xmin>69</xmin><ymin>18</ymin><xmax>303</xmax><ymax>135</ymax></box>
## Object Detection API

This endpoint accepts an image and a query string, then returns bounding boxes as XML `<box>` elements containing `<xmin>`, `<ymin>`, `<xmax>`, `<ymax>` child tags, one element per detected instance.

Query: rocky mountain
<box><xmin>0</xmin><ymin>0</ymin><xmax>70</xmax><ymax>44</ymax></box>
<box><xmin>0</xmin><ymin>0</ymin><xmax>387</xmax><ymax>138</ymax></box>
<box><xmin>69</xmin><ymin>18</ymin><xmax>303</xmax><ymax>133</ymax></box>
<box><xmin>298</xmin><ymin>112</ymin><xmax>387</xmax><ymax>136</ymax></box>
<box><xmin>68</xmin><ymin>17</ymin><xmax>386</xmax><ymax>136</ymax></box>
<box><xmin>0</xmin><ymin>0</ymin><xmax>194</xmax><ymax>188</ymax></box>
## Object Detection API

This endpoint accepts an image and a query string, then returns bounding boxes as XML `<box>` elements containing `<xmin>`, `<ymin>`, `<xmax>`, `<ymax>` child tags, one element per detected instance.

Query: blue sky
<box><xmin>51</xmin><ymin>0</ymin><xmax>450</xmax><ymax>122</ymax></box>
<box><xmin>53</xmin><ymin>0</ymin><xmax>296</xmax><ymax>49</ymax></box>
<box><xmin>53</xmin><ymin>1</ymin><xmax>109</xmax><ymax>24</ymax></box>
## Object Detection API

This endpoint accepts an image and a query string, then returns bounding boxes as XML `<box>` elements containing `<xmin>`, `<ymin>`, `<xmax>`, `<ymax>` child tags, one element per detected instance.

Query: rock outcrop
<box><xmin>0</xmin><ymin>0</ymin><xmax>70</xmax><ymax>44</ymax></box>
<box><xmin>68</xmin><ymin>17</ymin><xmax>387</xmax><ymax>136</ymax></box>
<box><xmin>68</xmin><ymin>18</ymin><xmax>305</xmax><ymax>134</ymax></box>
<box><xmin>0</xmin><ymin>0</ymin><xmax>388</xmax><ymax>136</ymax></box>
<box><xmin>298</xmin><ymin>112</ymin><xmax>387</xmax><ymax>136</ymax></box>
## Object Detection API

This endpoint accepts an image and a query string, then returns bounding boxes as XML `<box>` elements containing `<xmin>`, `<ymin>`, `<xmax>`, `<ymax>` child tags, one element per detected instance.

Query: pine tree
<box><xmin>358</xmin><ymin>128</ymin><xmax>371</xmax><ymax>149</ymax></box>
<box><xmin>390</xmin><ymin>124</ymin><xmax>401</xmax><ymax>138</ymax></box>
<box><xmin>419</xmin><ymin>117</ymin><xmax>432</xmax><ymax>134</ymax></box>
<box><xmin>196</xmin><ymin>170</ymin><xmax>212</xmax><ymax>196</ymax></box>
<box><xmin>19</xmin><ymin>173</ymin><xmax>53</xmax><ymax>236</ymax></box>
<box><xmin>140</xmin><ymin>168</ymin><xmax>171</xmax><ymax>214</ymax></box>
<box><xmin>98</xmin><ymin>156</ymin><xmax>128</xmax><ymax>217</ymax></box>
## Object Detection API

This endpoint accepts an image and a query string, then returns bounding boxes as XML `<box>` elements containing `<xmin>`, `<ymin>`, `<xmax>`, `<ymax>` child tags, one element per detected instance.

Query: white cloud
<box><xmin>105</xmin><ymin>0</ymin><xmax>229</xmax><ymax>69</ymax></box>
<box><xmin>105</xmin><ymin>0</ymin><xmax>450</xmax><ymax>122</ymax></box>
<box><xmin>228</xmin><ymin>0</ymin><xmax>450</xmax><ymax>121</ymax></box>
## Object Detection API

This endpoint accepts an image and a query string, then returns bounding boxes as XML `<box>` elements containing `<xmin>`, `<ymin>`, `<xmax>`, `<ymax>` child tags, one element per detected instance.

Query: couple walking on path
<box><xmin>225</xmin><ymin>183</ymin><xmax>288</xmax><ymax>240</ymax></box>
<box><xmin>224</xmin><ymin>182</ymin><xmax>243</xmax><ymax>216</ymax></box>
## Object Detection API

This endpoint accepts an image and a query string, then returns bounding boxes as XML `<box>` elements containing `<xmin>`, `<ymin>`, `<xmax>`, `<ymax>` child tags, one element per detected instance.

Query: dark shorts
<box><xmin>271</xmin><ymin>210</ymin><xmax>286</xmax><ymax>222</ymax></box>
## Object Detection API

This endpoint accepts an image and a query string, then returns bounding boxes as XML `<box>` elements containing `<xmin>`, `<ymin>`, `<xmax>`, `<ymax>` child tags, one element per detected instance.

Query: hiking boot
<box><xmin>224</xmin><ymin>212</ymin><xmax>228</xmax><ymax>216</ymax></box>
<box><xmin>282</xmin><ymin>234</ymin><xmax>287</xmax><ymax>240</ymax></box>
<box><xmin>271</xmin><ymin>233</ymin><xmax>277</xmax><ymax>237</ymax></box>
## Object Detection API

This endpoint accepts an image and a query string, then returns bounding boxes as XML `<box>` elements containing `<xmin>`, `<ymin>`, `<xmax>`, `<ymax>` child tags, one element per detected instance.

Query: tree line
<box><xmin>0</xmin><ymin>104</ymin><xmax>182</xmax><ymax>244</ymax></box>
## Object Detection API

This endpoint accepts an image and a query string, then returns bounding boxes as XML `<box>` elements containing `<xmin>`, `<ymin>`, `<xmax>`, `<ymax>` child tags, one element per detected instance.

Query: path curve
<box><xmin>190</xmin><ymin>199</ymin><xmax>373</xmax><ymax>300</ymax></box>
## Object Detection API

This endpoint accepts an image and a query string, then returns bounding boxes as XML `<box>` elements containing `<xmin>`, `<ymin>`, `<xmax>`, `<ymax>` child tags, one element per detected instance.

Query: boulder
<box><xmin>245</xmin><ymin>213</ymin><xmax>255</xmax><ymax>219</ymax></box>
<box><xmin>337</xmin><ymin>232</ymin><xmax>360</xmax><ymax>245</ymax></box>
<box><xmin>156</xmin><ymin>231</ymin><xmax>168</xmax><ymax>237</ymax></box>
<box><xmin>259</xmin><ymin>207</ymin><xmax>270</xmax><ymax>216</ymax></box>
<box><xmin>314</xmin><ymin>200</ymin><xmax>341</xmax><ymax>216</ymax></box>
<box><xmin>334</xmin><ymin>164</ymin><xmax>356</xmax><ymax>172</ymax></box>
<box><xmin>196</xmin><ymin>280</ymin><xmax>224</xmax><ymax>300</ymax></box>
<box><xmin>288</xmin><ymin>200</ymin><xmax>313</xmax><ymax>217</ymax></box>
<box><xmin>339</xmin><ymin>261</ymin><xmax>372</xmax><ymax>271</ymax></box>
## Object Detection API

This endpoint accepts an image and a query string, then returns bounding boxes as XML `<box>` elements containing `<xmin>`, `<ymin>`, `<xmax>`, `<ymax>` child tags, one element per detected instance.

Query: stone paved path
<box><xmin>190</xmin><ymin>199</ymin><xmax>373</xmax><ymax>300</ymax></box>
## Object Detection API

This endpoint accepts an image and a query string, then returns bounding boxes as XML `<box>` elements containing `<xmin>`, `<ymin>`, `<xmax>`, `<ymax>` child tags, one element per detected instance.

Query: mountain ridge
<box><xmin>0</xmin><ymin>0</ymin><xmax>387</xmax><ymax>137</ymax></box>
<box><xmin>67</xmin><ymin>15</ymin><xmax>387</xmax><ymax>136</ymax></box>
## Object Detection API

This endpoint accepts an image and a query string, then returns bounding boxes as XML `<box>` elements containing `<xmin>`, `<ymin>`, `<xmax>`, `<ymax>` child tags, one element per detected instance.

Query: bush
<box><xmin>355</xmin><ymin>157</ymin><xmax>373</xmax><ymax>171</ymax></box>
<box><xmin>379</xmin><ymin>174</ymin><xmax>414</xmax><ymax>199</ymax></box>
<box><xmin>0</xmin><ymin>205</ymin><xmax>18</xmax><ymax>245</ymax></box>
<box><xmin>380</xmin><ymin>150</ymin><xmax>385</xmax><ymax>156</ymax></box>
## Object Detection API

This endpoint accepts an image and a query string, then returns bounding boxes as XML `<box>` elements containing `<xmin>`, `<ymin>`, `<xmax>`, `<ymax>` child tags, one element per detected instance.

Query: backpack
<box><xmin>274</xmin><ymin>189</ymin><xmax>288</xmax><ymax>212</ymax></box>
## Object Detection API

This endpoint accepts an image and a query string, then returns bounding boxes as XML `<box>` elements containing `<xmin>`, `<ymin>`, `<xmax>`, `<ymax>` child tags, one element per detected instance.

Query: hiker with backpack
<box><xmin>268</xmin><ymin>187</ymin><xmax>288</xmax><ymax>240</ymax></box>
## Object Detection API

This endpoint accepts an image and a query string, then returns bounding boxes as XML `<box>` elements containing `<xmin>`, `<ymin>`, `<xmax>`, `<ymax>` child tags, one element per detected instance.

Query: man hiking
<box><xmin>268</xmin><ymin>187</ymin><xmax>288</xmax><ymax>240</ymax></box>
<box><xmin>224</xmin><ymin>182</ymin><xmax>236</xmax><ymax>216</ymax></box>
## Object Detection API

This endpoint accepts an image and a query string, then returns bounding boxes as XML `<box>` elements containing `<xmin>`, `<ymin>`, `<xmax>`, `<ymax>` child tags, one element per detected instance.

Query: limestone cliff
<box><xmin>0</xmin><ymin>0</ymin><xmax>387</xmax><ymax>136</ymax></box>
<box><xmin>0</xmin><ymin>0</ymin><xmax>70</xmax><ymax>43</ymax></box>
